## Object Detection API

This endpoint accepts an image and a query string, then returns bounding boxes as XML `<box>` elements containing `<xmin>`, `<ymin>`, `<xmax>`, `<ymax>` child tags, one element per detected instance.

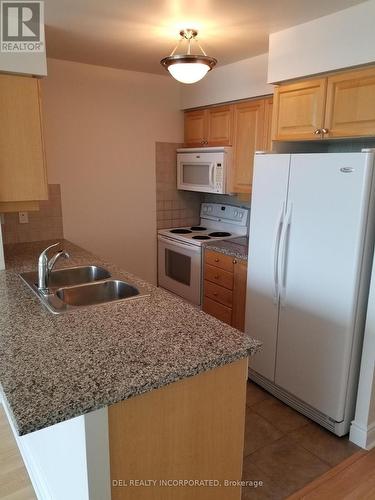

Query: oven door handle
<box><xmin>158</xmin><ymin>235</ymin><xmax>202</xmax><ymax>253</ymax></box>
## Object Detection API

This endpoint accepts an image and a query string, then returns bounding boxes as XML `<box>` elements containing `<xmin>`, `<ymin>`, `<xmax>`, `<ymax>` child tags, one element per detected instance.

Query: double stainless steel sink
<box><xmin>20</xmin><ymin>265</ymin><xmax>149</xmax><ymax>314</ymax></box>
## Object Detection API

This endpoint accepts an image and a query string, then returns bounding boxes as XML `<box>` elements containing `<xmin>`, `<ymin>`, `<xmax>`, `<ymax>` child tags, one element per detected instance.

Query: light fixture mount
<box><xmin>161</xmin><ymin>29</ymin><xmax>217</xmax><ymax>84</ymax></box>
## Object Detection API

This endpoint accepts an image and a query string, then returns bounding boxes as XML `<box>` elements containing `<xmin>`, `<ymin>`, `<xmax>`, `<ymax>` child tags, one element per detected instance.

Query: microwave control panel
<box><xmin>215</xmin><ymin>163</ymin><xmax>223</xmax><ymax>191</ymax></box>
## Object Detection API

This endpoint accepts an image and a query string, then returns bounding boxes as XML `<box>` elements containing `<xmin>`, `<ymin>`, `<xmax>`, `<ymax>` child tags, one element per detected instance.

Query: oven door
<box><xmin>158</xmin><ymin>236</ymin><xmax>202</xmax><ymax>305</ymax></box>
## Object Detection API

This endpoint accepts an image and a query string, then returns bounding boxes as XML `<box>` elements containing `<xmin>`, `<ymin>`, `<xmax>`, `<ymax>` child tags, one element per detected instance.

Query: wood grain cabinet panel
<box><xmin>206</xmin><ymin>105</ymin><xmax>233</xmax><ymax>146</ymax></box>
<box><xmin>204</xmin><ymin>280</ymin><xmax>233</xmax><ymax>308</ymax></box>
<box><xmin>0</xmin><ymin>74</ymin><xmax>48</xmax><ymax>204</ymax></box>
<box><xmin>231</xmin><ymin>100</ymin><xmax>265</xmax><ymax>193</ymax></box>
<box><xmin>184</xmin><ymin>109</ymin><xmax>207</xmax><ymax>146</ymax></box>
<box><xmin>205</xmin><ymin>250</ymin><xmax>234</xmax><ymax>273</ymax></box>
<box><xmin>263</xmin><ymin>97</ymin><xmax>274</xmax><ymax>151</ymax></box>
<box><xmin>232</xmin><ymin>260</ymin><xmax>248</xmax><ymax>332</ymax></box>
<box><xmin>205</xmin><ymin>264</ymin><xmax>234</xmax><ymax>290</ymax></box>
<box><xmin>272</xmin><ymin>78</ymin><xmax>327</xmax><ymax>141</ymax></box>
<box><xmin>203</xmin><ymin>250</ymin><xmax>248</xmax><ymax>332</ymax></box>
<box><xmin>325</xmin><ymin>67</ymin><xmax>375</xmax><ymax>138</ymax></box>
<box><xmin>203</xmin><ymin>296</ymin><xmax>232</xmax><ymax>325</ymax></box>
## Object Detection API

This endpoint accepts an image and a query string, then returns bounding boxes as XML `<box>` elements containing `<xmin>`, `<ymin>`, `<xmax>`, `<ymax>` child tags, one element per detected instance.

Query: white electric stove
<box><xmin>158</xmin><ymin>203</ymin><xmax>249</xmax><ymax>305</ymax></box>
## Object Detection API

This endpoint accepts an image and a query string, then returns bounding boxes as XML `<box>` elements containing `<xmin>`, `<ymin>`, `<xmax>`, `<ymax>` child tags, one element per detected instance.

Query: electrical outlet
<box><xmin>19</xmin><ymin>212</ymin><xmax>29</xmax><ymax>224</ymax></box>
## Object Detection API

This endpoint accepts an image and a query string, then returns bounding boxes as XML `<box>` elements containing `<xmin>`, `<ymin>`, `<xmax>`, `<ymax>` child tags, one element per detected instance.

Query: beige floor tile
<box><xmin>252</xmin><ymin>397</ymin><xmax>309</xmax><ymax>433</ymax></box>
<box><xmin>247</xmin><ymin>436</ymin><xmax>330</xmax><ymax>498</ymax></box>
<box><xmin>242</xmin><ymin>455</ymin><xmax>289</xmax><ymax>499</ymax></box>
<box><xmin>288</xmin><ymin>421</ymin><xmax>360</xmax><ymax>467</ymax></box>
<box><xmin>244</xmin><ymin>408</ymin><xmax>283</xmax><ymax>456</ymax></box>
<box><xmin>246</xmin><ymin>381</ymin><xmax>272</xmax><ymax>407</ymax></box>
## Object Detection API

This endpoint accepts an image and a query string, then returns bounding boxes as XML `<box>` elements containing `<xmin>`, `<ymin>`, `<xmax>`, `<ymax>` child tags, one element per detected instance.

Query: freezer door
<box><xmin>275</xmin><ymin>153</ymin><xmax>374</xmax><ymax>421</ymax></box>
<box><xmin>245</xmin><ymin>154</ymin><xmax>291</xmax><ymax>381</ymax></box>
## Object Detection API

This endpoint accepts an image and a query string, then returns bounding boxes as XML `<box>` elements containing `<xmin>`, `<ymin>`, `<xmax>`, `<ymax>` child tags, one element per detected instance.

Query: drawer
<box><xmin>204</xmin><ymin>280</ymin><xmax>233</xmax><ymax>308</ymax></box>
<box><xmin>205</xmin><ymin>264</ymin><xmax>234</xmax><ymax>290</ymax></box>
<box><xmin>203</xmin><ymin>297</ymin><xmax>232</xmax><ymax>325</ymax></box>
<box><xmin>205</xmin><ymin>250</ymin><xmax>234</xmax><ymax>273</ymax></box>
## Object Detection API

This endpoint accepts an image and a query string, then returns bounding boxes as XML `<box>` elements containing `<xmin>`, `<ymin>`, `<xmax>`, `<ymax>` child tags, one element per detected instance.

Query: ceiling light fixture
<box><xmin>161</xmin><ymin>29</ymin><xmax>217</xmax><ymax>84</ymax></box>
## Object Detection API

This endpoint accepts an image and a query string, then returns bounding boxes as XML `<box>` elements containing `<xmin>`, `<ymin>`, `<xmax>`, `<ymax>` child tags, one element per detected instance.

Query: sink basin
<box><xmin>56</xmin><ymin>280</ymin><xmax>140</xmax><ymax>307</ymax></box>
<box><xmin>20</xmin><ymin>265</ymin><xmax>111</xmax><ymax>289</ymax></box>
<box><xmin>48</xmin><ymin>266</ymin><xmax>111</xmax><ymax>287</ymax></box>
<box><xmin>20</xmin><ymin>267</ymin><xmax>149</xmax><ymax>314</ymax></box>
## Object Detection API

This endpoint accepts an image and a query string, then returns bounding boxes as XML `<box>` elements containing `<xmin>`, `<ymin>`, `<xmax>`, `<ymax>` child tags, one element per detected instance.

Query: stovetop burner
<box><xmin>192</xmin><ymin>235</ymin><xmax>211</xmax><ymax>240</ymax></box>
<box><xmin>170</xmin><ymin>229</ymin><xmax>192</xmax><ymax>234</ymax></box>
<box><xmin>209</xmin><ymin>231</ymin><xmax>232</xmax><ymax>237</ymax></box>
<box><xmin>190</xmin><ymin>226</ymin><xmax>207</xmax><ymax>231</ymax></box>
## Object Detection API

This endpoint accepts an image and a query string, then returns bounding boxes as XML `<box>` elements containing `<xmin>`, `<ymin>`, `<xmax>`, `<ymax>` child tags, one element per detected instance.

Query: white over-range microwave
<box><xmin>177</xmin><ymin>147</ymin><xmax>232</xmax><ymax>194</ymax></box>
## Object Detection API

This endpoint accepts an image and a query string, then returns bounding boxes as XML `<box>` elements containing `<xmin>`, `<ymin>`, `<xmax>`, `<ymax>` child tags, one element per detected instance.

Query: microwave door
<box><xmin>178</xmin><ymin>161</ymin><xmax>216</xmax><ymax>193</ymax></box>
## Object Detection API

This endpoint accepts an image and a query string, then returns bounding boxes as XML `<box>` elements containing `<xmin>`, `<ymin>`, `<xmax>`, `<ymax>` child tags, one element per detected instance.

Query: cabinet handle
<box><xmin>321</xmin><ymin>128</ymin><xmax>329</xmax><ymax>135</ymax></box>
<box><xmin>213</xmin><ymin>292</ymin><xmax>218</xmax><ymax>297</ymax></box>
<box><xmin>233</xmin><ymin>259</ymin><xmax>237</xmax><ymax>264</ymax></box>
<box><xmin>214</xmin><ymin>275</ymin><xmax>219</xmax><ymax>279</ymax></box>
<box><xmin>313</xmin><ymin>129</ymin><xmax>322</xmax><ymax>135</ymax></box>
<box><xmin>214</xmin><ymin>258</ymin><xmax>219</xmax><ymax>262</ymax></box>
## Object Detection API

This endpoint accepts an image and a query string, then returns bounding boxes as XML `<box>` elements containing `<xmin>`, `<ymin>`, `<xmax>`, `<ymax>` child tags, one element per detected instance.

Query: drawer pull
<box><xmin>213</xmin><ymin>292</ymin><xmax>218</xmax><ymax>296</ymax></box>
<box><xmin>214</xmin><ymin>258</ymin><xmax>219</xmax><ymax>262</ymax></box>
<box><xmin>214</xmin><ymin>275</ymin><xmax>219</xmax><ymax>279</ymax></box>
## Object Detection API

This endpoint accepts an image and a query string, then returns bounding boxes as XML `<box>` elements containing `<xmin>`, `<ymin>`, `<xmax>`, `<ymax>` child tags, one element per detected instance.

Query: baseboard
<box><xmin>349</xmin><ymin>420</ymin><xmax>375</xmax><ymax>450</ymax></box>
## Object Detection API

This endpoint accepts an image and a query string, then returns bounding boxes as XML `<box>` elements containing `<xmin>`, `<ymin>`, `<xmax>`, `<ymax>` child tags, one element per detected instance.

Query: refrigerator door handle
<box><xmin>278</xmin><ymin>202</ymin><xmax>293</xmax><ymax>306</ymax></box>
<box><xmin>272</xmin><ymin>202</ymin><xmax>285</xmax><ymax>303</ymax></box>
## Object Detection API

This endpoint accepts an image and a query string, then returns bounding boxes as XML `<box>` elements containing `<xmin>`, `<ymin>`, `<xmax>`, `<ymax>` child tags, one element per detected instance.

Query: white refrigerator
<box><xmin>246</xmin><ymin>151</ymin><xmax>375</xmax><ymax>436</ymax></box>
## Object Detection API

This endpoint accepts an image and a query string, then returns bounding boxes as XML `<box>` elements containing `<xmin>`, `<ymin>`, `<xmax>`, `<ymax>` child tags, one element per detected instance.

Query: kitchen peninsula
<box><xmin>0</xmin><ymin>240</ymin><xmax>260</xmax><ymax>500</ymax></box>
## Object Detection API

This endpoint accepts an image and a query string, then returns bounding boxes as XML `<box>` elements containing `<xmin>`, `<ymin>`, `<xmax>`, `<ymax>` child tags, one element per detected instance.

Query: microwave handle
<box><xmin>210</xmin><ymin>164</ymin><xmax>215</xmax><ymax>188</ymax></box>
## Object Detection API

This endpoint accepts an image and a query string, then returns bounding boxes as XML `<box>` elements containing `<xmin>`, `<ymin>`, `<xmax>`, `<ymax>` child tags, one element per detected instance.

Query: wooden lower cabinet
<box><xmin>203</xmin><ymin>250</ymin><xmax>247</xmax><ymax>331</ymax></box>
<box><xmin>108</xmin><ymin>358</ymin><xmax>248</xmax><ymax>500</ymax></box>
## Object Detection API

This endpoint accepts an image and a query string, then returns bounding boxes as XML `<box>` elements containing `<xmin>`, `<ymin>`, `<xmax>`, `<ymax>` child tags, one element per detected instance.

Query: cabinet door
<box><xmin>263</xmin><ymin>97</ymin><xmax>273</xmax><ymax>151</ymax></box>
<box><xmin>231</xmin><ymin>100</ymin><xmax>265</xmax><ymax>193</ymax></box>
<box><xmin>232</xmin><ymin>259</ymin><xmax>247</xmax><ymax>332</ymax></box>
<box><xmin>206</xmin><ymin>105</ymin><xmax>233</xmax><ymax>146</ymax></box>
<box><xmin>325</xmin><ymin>67</ymin><xmax>375</xmax><ymax>138</ymax></box>
<box><xmin>272</xmin><ymin>79</ymin><xmax>327</xmax><ymax>141</ymax></box>
<box><xmin>184</xmin><ymin>109</ymin><xmax>207</xmax><ymax>146</ymax></box>
<box><xmin>0</xmin><ymin>75</ymin><xmax>47</xmax><ymax>202</ymax></box>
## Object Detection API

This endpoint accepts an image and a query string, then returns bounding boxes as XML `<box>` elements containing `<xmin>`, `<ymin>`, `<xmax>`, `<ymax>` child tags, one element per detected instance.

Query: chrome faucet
<box><xmin>38</xmin><ymin>242</ymin><xmax>70</xmax><ymax>294</ymax></box>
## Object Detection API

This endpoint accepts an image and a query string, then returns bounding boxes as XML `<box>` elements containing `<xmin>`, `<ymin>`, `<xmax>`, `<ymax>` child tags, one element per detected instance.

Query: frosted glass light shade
<box><xmin>167</xmin><ymin>62</ymin><xmax>210</xmax><ymax>84</ymax></box>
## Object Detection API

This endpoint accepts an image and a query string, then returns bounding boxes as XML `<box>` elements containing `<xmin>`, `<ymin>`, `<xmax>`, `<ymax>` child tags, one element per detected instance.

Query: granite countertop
<box><xmin>0</xmin><ymin>240</ymin><xmax>260</xmax><ymax>435</ymax></box>
<box><xmin>204</xmin><ymin>236</ymin><xmax>249</xmax><ymax>261</ymax></box>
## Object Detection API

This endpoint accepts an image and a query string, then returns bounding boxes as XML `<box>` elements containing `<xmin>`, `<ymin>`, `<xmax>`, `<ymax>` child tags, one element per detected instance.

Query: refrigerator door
<box><xmin>275</xmin><ymin>153</ymin><xmax>375</xmax><ymax>421</ymax></box>
<box><xmin>245</xmin><ymin>154</ymin><xmax>291</xmax><ymax>381</ymax></box>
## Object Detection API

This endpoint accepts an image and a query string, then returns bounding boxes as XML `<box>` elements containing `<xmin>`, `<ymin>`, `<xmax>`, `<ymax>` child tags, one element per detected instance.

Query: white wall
<box><xmin>42</xmin><ymin>58</ymin><xmax>183</xmax><ymax>284</ymax></box>
<box><xmin>350</xmin><ymin>255</ymin><xmax>375</xmax><ymax>450</ymax></box>
<box><xmin>180</xmin><ymin>53</ymin><xmax>273</xmax><ymax>109</ymax></box>
<box><xmin>268</xmin><ymin>0</ymin><xmax>375</xmax><ymax>83</ymax></box>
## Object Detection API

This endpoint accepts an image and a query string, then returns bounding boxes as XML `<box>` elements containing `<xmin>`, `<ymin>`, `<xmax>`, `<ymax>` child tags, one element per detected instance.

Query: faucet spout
<box><xmin>37</xmin><ymin>243</ymin><xmax>70</xmax><ymax>294</ymax></box>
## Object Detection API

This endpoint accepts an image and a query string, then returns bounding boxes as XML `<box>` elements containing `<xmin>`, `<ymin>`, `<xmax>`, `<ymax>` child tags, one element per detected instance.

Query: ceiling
<box><xmin>45</xmin><ymin>0</ymin><xmax>366</xmax><ymax>75</ymax></box>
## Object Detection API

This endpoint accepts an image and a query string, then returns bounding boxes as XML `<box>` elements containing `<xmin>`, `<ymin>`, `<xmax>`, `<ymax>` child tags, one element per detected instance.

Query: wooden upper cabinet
<box><xmin>184</xmin><ymin>109</ymin><xmax>207</xmax><ymax>146</ymax></box>
<box><xmin>184</xmin><ymin>106</ymin><xmax>232</xmax><ymax>146</ymax></box>
<box><xmin>272</xmin><ymin>78</ymin><xmax>327</xmax><ymax>141</ymax></box>
<box><xmin>325</xmin><ymin>67</ymin><xmax>375</xmax><ymax>138</ymax></box>
<box><xmin>0</xmin><ymin>74</ymin><xmax>47</xmax><ymax>203</ymax></box>
<box><xmin>206</xmin><ymin>105</ymin><xmax>233</xmax><ymax>146</ymax></box>
<box><xmin>231</xmin><ymin>100</ymin><xmax>265</xmax><ymax>193</ymax></box>
<box><xmin>263</xmin><ymin>97</ymin><xmax>273</xmax><ymax>150</ymax></box>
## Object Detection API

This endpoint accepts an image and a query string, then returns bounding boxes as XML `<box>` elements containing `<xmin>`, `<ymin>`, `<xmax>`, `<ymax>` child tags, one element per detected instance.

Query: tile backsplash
<box><xmin>1</xmin><ymin>184</ymin><xmax>64</xmax><ymax>244</ymax></box>
<box><xmin>156</xmin><ymin>142</ymin><xmax>203</xmax><ymax>229</ymax></box>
